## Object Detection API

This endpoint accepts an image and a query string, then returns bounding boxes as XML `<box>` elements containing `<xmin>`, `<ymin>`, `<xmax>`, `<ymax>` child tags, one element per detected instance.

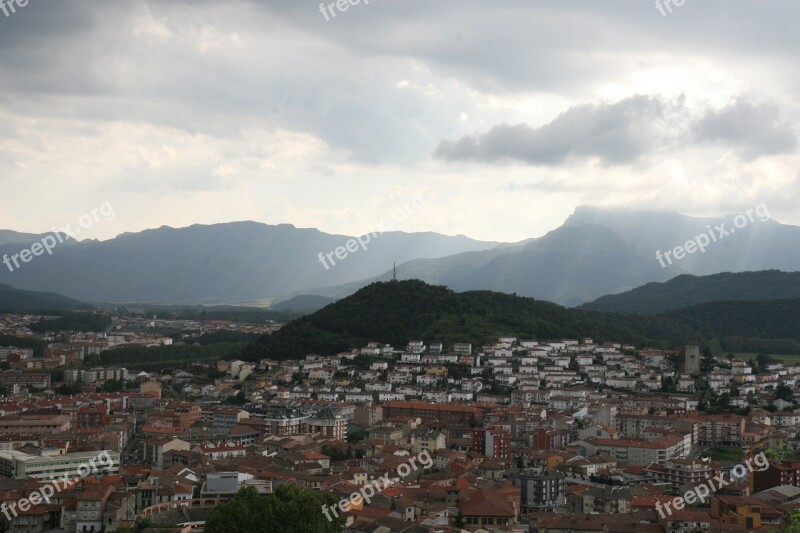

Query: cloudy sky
<box><xmin>1</xmin><ymin>0</ymin><xmax>798</xmax><ymax>242</ymax></box>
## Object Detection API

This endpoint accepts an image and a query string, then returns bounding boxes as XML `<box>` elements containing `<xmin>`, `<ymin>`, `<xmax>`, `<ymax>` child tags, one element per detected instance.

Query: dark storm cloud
<box><xmin>434</xmin><ymin>95</ymin><xmax>675</xmax><ymax>166</ymax></box>
<box><xmin>435</xmin><ymin>96</ymin><xmax>797</xmax><ymax>166</ymax></box>
<box><xmin>693</xmin><ymin>99</ymin><xmax>797</xmax><ymax>160</ymax></box>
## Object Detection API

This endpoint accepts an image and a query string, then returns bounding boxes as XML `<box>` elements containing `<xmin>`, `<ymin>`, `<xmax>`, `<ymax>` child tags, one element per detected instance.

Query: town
<box><xmin>1</xmin><ymin>311</ymin><xmax>799</xmax><ymax>532</ymax></box>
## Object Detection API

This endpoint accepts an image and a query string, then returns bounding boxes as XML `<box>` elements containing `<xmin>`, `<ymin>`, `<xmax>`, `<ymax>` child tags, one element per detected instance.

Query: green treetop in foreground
<box><xmin>777</xmin><ymin>509</ymin><xmax>800</xmax><ymax>533</ymax></box>
<box><xmin>204</xmin><ymin>485</ymin><xmax>345</xmax><ymax>533</ymax></box>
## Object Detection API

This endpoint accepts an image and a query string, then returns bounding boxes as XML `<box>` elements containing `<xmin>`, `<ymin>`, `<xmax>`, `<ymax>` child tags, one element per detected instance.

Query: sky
<box><xmin>0</xmin><ymin>0</ymin><xmax>798</xmax><ymax>243</ymax></box>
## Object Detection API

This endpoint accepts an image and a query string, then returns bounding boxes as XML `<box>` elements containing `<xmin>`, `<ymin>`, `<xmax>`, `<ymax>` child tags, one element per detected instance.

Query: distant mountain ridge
<box><xmin>300</xmin><ymin>206</ymin><xmax>800</xmax><ymax>306</ymax></box>
<box><xmin>3</xmin><ymin>207</ymin><xmax>800</xmax><ymax>307</ymax></box>
<box><xmin>271</xmin><ymin>295</ymin><xmax>337</xmax><ymax>313</ymax></box>
<box><xmin>0</xmin><ymin>221</ymin><xmax>499</xmax><ymax>305</ymax></box>
<box><xmin>0</xmin><ymin>230</ymin><xmax>76</xmax><ymax>247</ymax></box>
<box><xmin>384</xmin><ymin>223</ymin><xmax>682</xmax><ymax>306</ymax></box>
<box><xmin>564</xmin><ymin>205</ymin><xmax>800</xmax><ymax>274</ymax></box>
<box><xmin>580</xmin><ymin>270</ymin><xmax>800</xmax><ymax>314</ymax></box>
<box><xmin>0</xmin><ymin>283</ymin><xmax>88</xmax><ymax>311</ymax></box>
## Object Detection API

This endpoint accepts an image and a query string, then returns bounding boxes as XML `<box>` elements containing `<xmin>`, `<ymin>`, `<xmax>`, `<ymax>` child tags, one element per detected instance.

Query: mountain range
<box><xmin>0</xmin><ymin>222</ymin><xmax>497</xmax><ymax>305</ymax></box>
<box><xmin>299</xmin><ymin>206</ymin><xmax>800</xmax><ymax>307</ymax></box>
<box><xmin>1</xmin><ymin>206</ymin><xmax>799</xmax><ymax>307</ymax></box>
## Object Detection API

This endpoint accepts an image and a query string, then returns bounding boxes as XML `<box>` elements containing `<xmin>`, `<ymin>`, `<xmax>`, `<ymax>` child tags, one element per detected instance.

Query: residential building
<box><xmin>514</xmin><ymin>468</ymin><xmax>565</xmax><ymax>513</ymax></box>
<box><xmin>472</xmin><ymin>427</ymin><xmax>511</xmax><ymax>461</ymax></box>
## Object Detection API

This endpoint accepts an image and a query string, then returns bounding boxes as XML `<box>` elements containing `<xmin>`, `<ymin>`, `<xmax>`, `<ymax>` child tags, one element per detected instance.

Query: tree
<box><xmin>205</xmin><ymin>485</ymin><xmax>344</xmax><ymax>533</ymax></box>
<box><xmin>757</xmin><ymin>353</ymin><xmax>777</xmax><ymax>369</ymax></box>
<box><xmin>226</xmin><ymin>391</ymin><xmax>247</xmax><ymax>405</ymax></box>
<box><xmin>699</xmin><ymin>347</ymin><xmax>715</xmax><ymax>373</ymax></box>
<box><xmin>205</xmin><ymin>486</ymin><xmax>268</xmax><ymax>533</ymax></box>
<box><xmin>766</xmin><ymin>444</ymin><xmax>793</xmax><ymax>463</ymax></box>
<box><xmin>206</xmin><ymin>368</ymin><xmax>225</xmax><ymax>380</ymax></box>
<box><xmin>100</xmin><ymin>379</ymin><xmax>124</xmax><ymax>393</ymax></box>
<box><xmin>718</xmin><ymin>393</ymin><xmax>732</xmax><ymax>411</ymax></box>
<box><xmin>346</xmin><ymin>430</ymin><xmax>369</xmax><ymax>443</ymax></box>
<box><xmin>134</xmin><ymin>518</ymin><xmax>153</xmax><ymax>532</ymax></box>
<box><xmin>776</xmin><ymin>383</ymin><xmax>795</xmax><ymax>403</ymax></box>
<box><xmin>781</xmin><ymin>509</ymin><xmax>800</xmax><ymax>533</ymax></box>
<box><xmin>55</xmin><ymin>383</ymin><xmax>82</xmax><ymax>395</ymax></box>
<box><xmin>321</xmin><ymin>444</ymin><xmax>348</xmax><ymax>461</ymax></box>
<box><xmin>747</xmin><ymin>391</ymin><xmax>758</xmax><ymax>405</ymax></box>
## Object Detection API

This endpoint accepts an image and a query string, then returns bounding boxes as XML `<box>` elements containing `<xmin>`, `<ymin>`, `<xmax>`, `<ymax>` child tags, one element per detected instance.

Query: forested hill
<box><xmin>580</xmin><ymin>270</ymin><xmax>800</xmax><ymax>314</ymax></box>
<box><xmin>0</xmin><ymin>283</ymin><xmax>88</xmax><ymax>311</ymax></box>
<box><xmin>242</xmin><ymin>280</ymin><xmax>800</xmax><ymax>360</ymax></box>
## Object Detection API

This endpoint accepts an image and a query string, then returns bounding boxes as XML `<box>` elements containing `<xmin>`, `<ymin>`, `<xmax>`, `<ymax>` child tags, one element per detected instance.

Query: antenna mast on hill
<box><xmin>392</xmin><ymin>261</ymin><xmax>397</xmax><ymax>282</ymax></box>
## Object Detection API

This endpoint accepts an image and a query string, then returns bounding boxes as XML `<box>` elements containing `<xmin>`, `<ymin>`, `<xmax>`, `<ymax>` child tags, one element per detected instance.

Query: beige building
<box><xmin>589</xmin><ymin>434</ymin><xmax>689</xmax><ymax>466</ymax></box>
<box><xmin>354</xmin><ymin>404</ymin><xmax>383</xmax><ymax>428</ymax></box>
<box><xmin>139</xmin><ymin>381</ymin><xmax>162</xmax><ymax>398</ymax></box>
<box><xmin>0</xmin><ymin>449</ymin><xmax>120</xmax><ymax>480</ymax></box>
<box><xmin>0</xmin><ymin>414</ymin><xmax>70</xmax><ymax>435</ymax></box>
<box><xmin>411</xmin><ymin>429</ymin><xmax>446</xmax><ymax>454</ymax></box>
<box><xmin>142</xmin><ymin>438</ymin><xmax>190</xmax><ymax>468</ymax></box>
<box><xmin>368</xmin><ymin>427</ymin><xmax>405</xmax><ymax>446</ymax></box>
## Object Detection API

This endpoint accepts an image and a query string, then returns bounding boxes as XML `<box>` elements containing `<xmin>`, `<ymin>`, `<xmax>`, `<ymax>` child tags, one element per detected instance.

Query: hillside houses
<box><xmin>6</xmin><ymin>316</ymin><xmax>800</xmax><ymax>532</ymax></box>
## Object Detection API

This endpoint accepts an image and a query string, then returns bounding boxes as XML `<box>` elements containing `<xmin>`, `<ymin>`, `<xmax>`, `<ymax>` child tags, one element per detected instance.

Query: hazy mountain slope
<box><xmin>0</xmin><ymin>283</ymin><xmax>88</xmax><ymax>311</ymax></box>
<box><xmin>439</xmin><ymin>224</ymin><xmax>681</xmax><ymax>305</ymax></box>
<box><xmin>305</xmin><ymin>207</ymin><xmax>800</xmax><ymax>307</ymax></box>
<box><xmin>5</xmin><ymin>206</ymin><xmax>800</xmax><ymax>308</ymax></box>
<box><xmin>0</xmin><ymin>230</ymin><xmax>75</xmax><ymax>247</ymax></box>
<box><xmin>581</xmin><ymin>270</ymin><xmax>800</xmax><ymax>314</ymax></box>
<box><xmin>0</xmin><ymin>230</ymin><xmax>44</xmax><ymax>247</ymax></box>
<box><xmin>271</xmin><ymin>295</ymin><xmax>337</xmax><ymax>313</ymax></box>
<box><xmin>299</xmin><ymin>223</ymin><xmax>685</xmax><ymax>306</ymax></box>
<box><xmin>565</xmin><ymin>206</ymin><xmax>800</xmax><ymax>274</ymax></box>
<box><xmin>0</xmin><ymin>222</ymin><xmax>499</xmax><ymax>304</ymax></box>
